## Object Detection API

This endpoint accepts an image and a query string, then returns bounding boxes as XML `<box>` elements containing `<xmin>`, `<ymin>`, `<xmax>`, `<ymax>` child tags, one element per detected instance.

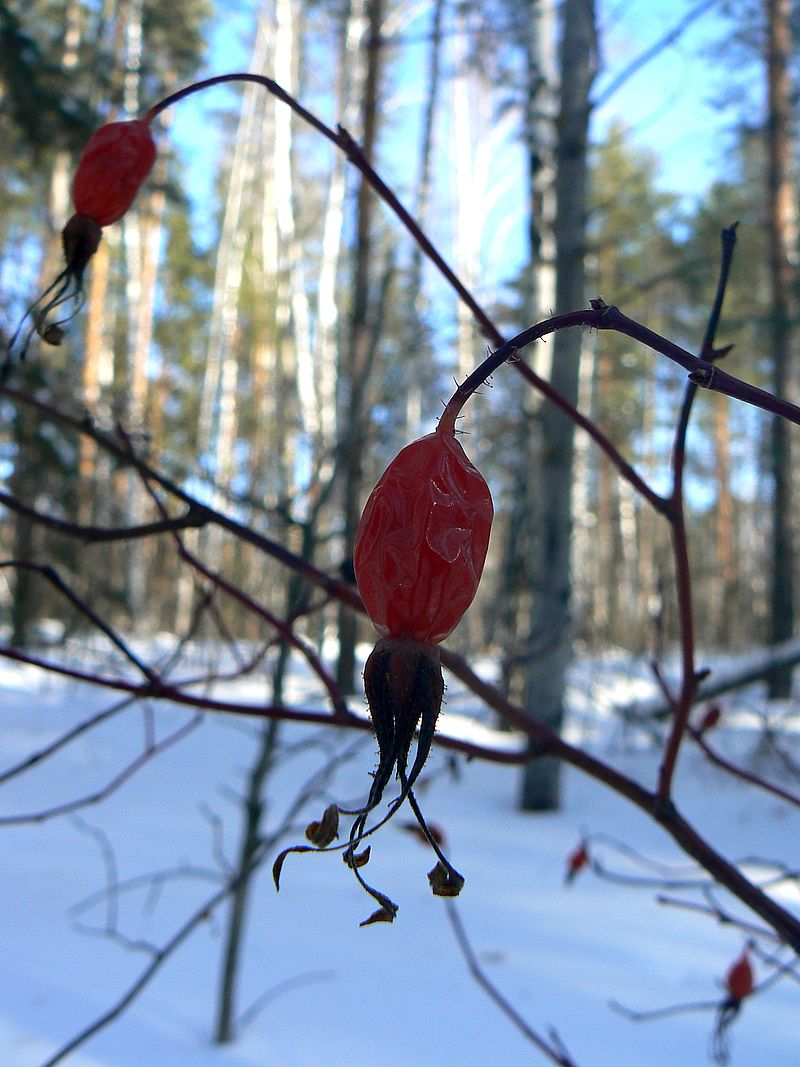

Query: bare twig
<box><xmin>444</xmin><ymin>900</ymin><xmax>581</xmax><ymax>1066</ymax></box>
<box><xmin>0</xmin><ymin>708</ymin><xmax>201</xmax><ymax>825</ymax></box>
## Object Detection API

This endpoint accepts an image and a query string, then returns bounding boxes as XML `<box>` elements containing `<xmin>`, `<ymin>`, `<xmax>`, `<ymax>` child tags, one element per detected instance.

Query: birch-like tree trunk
<box><xmin>451</xmin><ymin>6</ymin><xmax>480</xmax><ymax>383</ymax></box>
<box><xmin>175</xmin><ymin>17</ymin><xmax>272</xmax><ymax>630</ymax></box>
<box><xmin>519</xmin><ymin>0</ymin><xmax>597</xmax><ymax>812</ymax></box>
<box><xmin>10</xmin><ymin>0</ymin><xmax>83</xmax><ymax>643</ymax></box>
<box><xmin>315</xmin><ymin>2</ymin><xmax>367</xmax><ymax>456</ymax></box>
<box><xmin>402</xmin><ymin>0</ymin><xmax>444</xmax><ymax>437</ymax></box>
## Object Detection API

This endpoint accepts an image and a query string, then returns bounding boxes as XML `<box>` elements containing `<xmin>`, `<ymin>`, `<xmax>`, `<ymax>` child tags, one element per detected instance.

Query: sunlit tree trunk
<box><xmin>452</xmin><ymin>4</ymin><xmax>482</xmax><ymax>384</ymax></box>
<box><xmin>10</xmin><ymin>0</ymin><xmax>83</xmax><ymax>643</ymax></box>
<box><xmin>316</xmin><ymin>1</ymin><xmax>367</xmax><ymax>457</ymax></box>
<box><xmin>714</xmin><ymin>397</ymin><xmax>737</xmax><ymax>644</ymax></box>
<box><xmin>402</xmin><ymin>0</ymin><xmax>444</xmax><ymax>437</ymax></box>
<box><xmin>176</xmin><ymin>20</ymin><xmax>272</xmax><ymax>630</ymax></box>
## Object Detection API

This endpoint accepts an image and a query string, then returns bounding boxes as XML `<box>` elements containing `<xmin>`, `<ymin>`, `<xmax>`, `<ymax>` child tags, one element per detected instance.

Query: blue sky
<box><xmin>595</xmin><ymin>1</ymin><xmax>749</xmax><ymax>205</ymax></box>
<box><xmin>163</xmin><ymin>0</ymin><xmax>743</xmax><ymax>240</ymax></box>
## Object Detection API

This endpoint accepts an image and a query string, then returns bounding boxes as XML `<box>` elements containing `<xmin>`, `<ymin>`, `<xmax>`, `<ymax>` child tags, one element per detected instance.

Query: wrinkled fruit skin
<box><xmin>354</xmin><ymin>428</ymin><xmax>493</xmax><ymax>644</ymax></box>
<box><xmin>71</xmin><ymin>119</ymin><xmax>157</xmax><ymax>226</ymax></box>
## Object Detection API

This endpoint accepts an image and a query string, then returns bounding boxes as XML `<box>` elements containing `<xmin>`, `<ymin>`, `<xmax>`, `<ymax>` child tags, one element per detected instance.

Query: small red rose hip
<box><xmin>725</xmin><ymin>949</ymin><xmax>753</xmax><ymax>1003</ymax></box>
<box><xmin>6</xmin><ymin>117</ymin><xmax>158</xmax><ymax>361</ymax></box>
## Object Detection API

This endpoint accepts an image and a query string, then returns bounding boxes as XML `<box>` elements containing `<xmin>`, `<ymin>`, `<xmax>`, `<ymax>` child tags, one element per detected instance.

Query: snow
<box><xmin>0</xmin><ymin>646</ymin><xmax>798</xmax><ymax>1066</ymax></box>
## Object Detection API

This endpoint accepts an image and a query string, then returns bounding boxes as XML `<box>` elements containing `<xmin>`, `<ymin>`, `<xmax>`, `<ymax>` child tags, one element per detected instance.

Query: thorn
<box><xmin>711</xmin><ymin>344</ymin><xmax>734</xmax><ymax>362</ymax></box>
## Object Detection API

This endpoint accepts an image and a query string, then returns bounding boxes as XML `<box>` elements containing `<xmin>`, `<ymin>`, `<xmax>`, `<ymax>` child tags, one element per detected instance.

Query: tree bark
<box><xmin>765</xmin><ymin>0</ymin><xmax>797</xmax><ymax>697</ymax></box>
<box><xmin>496</xmin><ymin>0</ymin><xmax>556</xmax><ymax>699</ymax></box>
<box><xmin>519</xmin><ymin>0</ymin><xmax>597</xmax><ymax>811</ymax></box>
<box><xmin>336</xmin><ymin>0</ymin><xmax>384</xmax><ymax>694</ymax></box>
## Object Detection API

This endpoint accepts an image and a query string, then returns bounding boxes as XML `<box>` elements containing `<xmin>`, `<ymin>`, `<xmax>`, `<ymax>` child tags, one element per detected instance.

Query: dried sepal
<box><xmin>40</xmin><ymin>323</ymin><xmax>65</xmax><ymax>346</ymax></box>
<box><xmin>362</xmin><ymin>636</ymin><xmax>444</xmax><ymax>807</ymax></box>
<box><xmin>427</xmin><ymin>860</ymin><xmax>465</xmax><ymax>898</ymax></box>
<box><xmin>305</xmin><ymin>804</ymin><xmax>339</xmax><ymax>847</ymax></box>
<box><xmin>343</xmin><ymin>845</ymin><xmax>371</xmax><ymax>869</ymax></box>
<box><xmin>272</xmin><ymin>843</ymin><xmax>318</xmax><ymax>890</ymax></box>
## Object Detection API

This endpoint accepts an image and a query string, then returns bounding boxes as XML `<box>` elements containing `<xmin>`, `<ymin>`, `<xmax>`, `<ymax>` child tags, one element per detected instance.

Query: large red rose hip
<box><xmin>353</xmin><ymin>427</ymin><xmax>493</xmax><ymax>645</ymax></box>
<box><xmin>71</xmin><ymin>119</ymin><xmax>157</xmax><ymax>226</ymax></box>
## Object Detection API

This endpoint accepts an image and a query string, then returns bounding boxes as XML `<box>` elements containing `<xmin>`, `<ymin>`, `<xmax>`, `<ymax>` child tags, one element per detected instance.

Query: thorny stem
<box><xmin>610</xmin><ymin>996</ymin><xmax>722</xmax><ymax>1024</ymax></box>
<box><xmin>0</xmin><ymin>381</ymin><xmax>363</xmax><ymax>614</ymax></box>
<box><xmin>0</xmin><ymin>488</ymin><xmax>207</xmax><ymax>543</ymax></box>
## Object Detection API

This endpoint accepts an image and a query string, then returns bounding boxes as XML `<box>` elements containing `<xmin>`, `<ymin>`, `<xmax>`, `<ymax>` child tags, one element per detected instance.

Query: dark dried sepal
<box><xmin>362</xmin><ymin>637</ymin><xmax>444</xmax><ymax>806</ymax></box>
<box><xmin>305</xmin><ymin>804</ymin><xmax>339</xmax><ymax>847</ymax></box>
<box><xmin>427</xmin><ymin>860</ymin><xmax>465</xmax><ymax>897</ymax></box>
<box><xmin>40</xmin><ymin>323</ymin><xmax>65</xmax><ymax>346</ymax></box>
<box><xmin>61</xmin><ymin>214</ymin><xmax>103</xmax><ymax>283</ymax></box>
<box><xmin>360</xmin><ymin>903</ymin><xmax>398</xmax><ymax>927</ymax></box>
<box><xmin>343</xmin><ymin>845</ymin><xmax>371</xmax><ymax>869</ymax></box>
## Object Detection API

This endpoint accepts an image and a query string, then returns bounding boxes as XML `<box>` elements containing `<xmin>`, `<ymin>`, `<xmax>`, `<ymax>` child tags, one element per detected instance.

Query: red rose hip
<box><xmin>353</xmin><ymin>426</ymin><xmax>493</xmax><ymax>644</ymax></box>
<box><xmin>71</xmin><ymin>119</ymin><xmax>157</xmax><ymax>226</ymax></box>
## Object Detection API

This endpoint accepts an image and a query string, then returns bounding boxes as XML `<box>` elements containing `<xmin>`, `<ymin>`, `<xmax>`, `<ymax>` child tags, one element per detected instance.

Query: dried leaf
<box><xmin>305</xmin><ymin>804</ymin><xmax>339</xmax><ymax>847</ymax></box>
<box><xmin>428</xmin><ymin>861</ymin><xmax>465</xmax><ymax>897</ymax></box>
<box><xmin>343</xmin><ymin>845</ymin><xmax>371</xmax><ymax>869</ymax></box>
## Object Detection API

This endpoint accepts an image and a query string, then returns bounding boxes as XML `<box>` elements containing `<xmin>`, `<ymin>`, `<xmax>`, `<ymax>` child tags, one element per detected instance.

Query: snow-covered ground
<box><xmin>0</xmin><ymin>643</ymin><xmax>798</xmax><ymax>1066</ymax></box>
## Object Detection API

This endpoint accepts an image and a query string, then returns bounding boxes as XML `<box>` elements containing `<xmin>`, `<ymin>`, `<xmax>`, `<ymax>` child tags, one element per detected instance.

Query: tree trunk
<box><xmin>496</xmin><ymin>0</ymin><xmax>556</xmax><ymax>700</ymax></box>
<box><xmin>316</xmin><ymin>2</ymin><xmax>367</xmax><ymax>457</ymax></box>
<box><xmin>519</xmin><ymin>0</ymin><xmax>597</xmax><ymax>812</ymax></box>
<box><xmin>215</xmin><ymin>717</ymin><xmax>280</xmax><ymax>1044</ymax></box>
<box><xmin>402</xmin><ymin>0</ymin><xmax>444</xmax><ymax>437</ymax></box>
<box><xmin>336</xmin><ymin>0</ymin><xmax>384</xmax><ymax>694</ymax></box>
<box><xmin>765</xmin><ymin>0</ymin><xmax>797</xmax><ymax>697</ymax></box>
<box><xmin>452</xmin><ymin>5</ymin><xmax>482</xmax><ymax>384</ymax></box>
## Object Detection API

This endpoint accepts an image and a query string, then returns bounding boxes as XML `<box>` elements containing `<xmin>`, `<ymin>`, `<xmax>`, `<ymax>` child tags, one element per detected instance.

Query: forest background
<box><xmin>3</xmin><ymin>0</ymin><xmax>792</xmax><ymax>679</ymax></box>
<box><xmin>2</xmin><ymin>0</ymin><xmax>800</xmax><ymax>1063</ymax></box>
